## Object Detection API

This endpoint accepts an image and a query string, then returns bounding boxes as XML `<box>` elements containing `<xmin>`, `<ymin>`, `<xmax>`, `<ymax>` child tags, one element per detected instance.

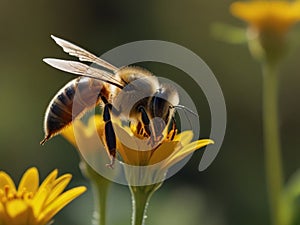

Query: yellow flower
<box><xmin>230</xmin><ymin>0</ymin><xmax>300</xmax><ymax>63</ymax></box>
<box><xmin>230</xmin><ymin>1</ymin><xmax>300</xmax><ymax>34</ymax></box>
<box><xmin>62</xmin><ymin>115</ymin><xmax>212</xmax><ymax>167</ymax></box>
<box><xmin>0</xmin><ymin>167</ymin><xmax>86</xmax><ymax>225</ymax></box>
<box><xmin>61</xmin><ymin>115</ymin><xmax>213</xmax><ymax>185</ymax></box>
<box><xmin>115</xmin><ymin>123</ymin><xmax>213</xmax><ymax>168</ymax></box>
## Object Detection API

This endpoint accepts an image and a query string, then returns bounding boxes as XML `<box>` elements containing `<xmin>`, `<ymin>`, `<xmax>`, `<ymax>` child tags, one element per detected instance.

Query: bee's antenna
<box><xmin>174</xmin><ymin>105</ymin><xmax>199</xmax><ymax>117</ymax></box>
<box><xmin>171</xmin><ymin>105</ymin><xmax>199</xmax><ymax>132</ymax></box>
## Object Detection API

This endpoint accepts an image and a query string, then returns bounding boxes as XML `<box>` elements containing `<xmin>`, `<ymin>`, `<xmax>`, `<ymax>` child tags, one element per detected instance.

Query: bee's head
<box><xmin>146</xmin><ymin>84</ymin><xmax>179</xmax><ymax>137</ymax></box>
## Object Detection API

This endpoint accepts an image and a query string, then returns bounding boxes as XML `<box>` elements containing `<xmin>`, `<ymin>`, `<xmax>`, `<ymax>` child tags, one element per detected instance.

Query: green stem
<box><xmin>262</xmin><ymin>63</ymin><xmax>284</xmax><ymax>225</ymax></box>
<box><xmin>129</xmin><ymin>184</ymin><xmax>161</xmax><ymax>225</ymax></box>
<box><xmin>80</xmin><ymin>161</ymin><xmax>111</xmax><ymax>225</ymax></box>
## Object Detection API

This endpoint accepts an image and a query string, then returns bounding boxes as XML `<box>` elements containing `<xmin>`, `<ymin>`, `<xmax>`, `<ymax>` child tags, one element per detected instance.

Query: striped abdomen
<box><xmin>40</xmin><ymin>77</ymin><xmax>108</xmax><ymax>144</ymax></box>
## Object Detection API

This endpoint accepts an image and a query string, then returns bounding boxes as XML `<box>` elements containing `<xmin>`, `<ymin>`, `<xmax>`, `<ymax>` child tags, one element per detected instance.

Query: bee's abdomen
<box><xmin>41</xmin><ymin>77</ymin><xmax>106</xmax><ymax>144</ymax></box>
<box><xmin>46</xmin><ymin>86</ymin><xmax>75</xmax><ymax>133</ymax></box>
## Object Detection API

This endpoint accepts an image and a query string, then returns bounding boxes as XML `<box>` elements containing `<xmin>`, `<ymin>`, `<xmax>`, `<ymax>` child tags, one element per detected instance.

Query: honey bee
<box><xmin>40</xmin><ymin>35</ymin><xmax>181</xmax><ymax>167</ymax></box>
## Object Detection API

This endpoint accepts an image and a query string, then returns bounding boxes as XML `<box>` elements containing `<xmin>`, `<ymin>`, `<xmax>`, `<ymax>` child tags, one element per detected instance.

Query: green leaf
<box><xmin>281</xmin><ymin>169</ymin><xmax>300</xmax><ymax>225</ymax></box>
<box><xmin>285</xmin><ymin>169</ymin><xmax>300</xmax><ymax>199</ymax></box>
<box><xmin>210</xmin><ymin>22</ymin><xmax>248</xmax><ymax>44</ymax></box>
<box><xmin>288</xmin><ymin>29</ymin><xmax>300</xmax><ymax>50</ymax></box>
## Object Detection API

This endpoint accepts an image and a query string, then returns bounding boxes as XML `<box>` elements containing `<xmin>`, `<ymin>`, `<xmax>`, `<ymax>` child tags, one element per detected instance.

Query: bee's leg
<box><xmin>138</xmin><ymin>106</ymin><xmax>159</xmax><ymax>146</ymax></box>
<box><xmin>101</xmin><ymin>96</ymin><xmax>116</xmax><ymax>168</ymax></box>
<box><xmin>138</xmin><ymin>106</ymin><xmax>151</xmax><ymax>137</ymax></box>
<box><xmin>137</xmin><ymin>122</ymin><xmax>143</xmax><ymax>135</ymax></box>
<box><xmin>169</xmin><ymin>116</ymin><xmax>177</xmax><ymax>141</ymax></box>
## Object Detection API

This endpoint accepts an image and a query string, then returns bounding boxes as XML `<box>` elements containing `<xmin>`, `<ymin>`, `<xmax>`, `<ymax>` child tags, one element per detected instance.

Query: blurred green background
<box><xmin>1</xmin><ymin>0</ymin><xmax>300</xmax><ymax>225</ymax></box>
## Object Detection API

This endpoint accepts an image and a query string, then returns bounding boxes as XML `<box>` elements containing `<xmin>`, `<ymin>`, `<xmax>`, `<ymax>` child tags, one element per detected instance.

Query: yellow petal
<box><xmin>173</xmin><ymin>130</ymin><xmax>193</xmax><ymax>146</ymax></box>
<box><xmin>37</xmin><ymin>186</ymin><xmax>86</xmax><ymax>224</ymax></box>
<box><xmin>31</xmin><ymin>187</ymin><xmax>50</xmax><ymax>219</ymax></box>
<box><xmin>38</xmin><ymin>169</ymin><xmax>58</xmax><ymax>191</ymax></box>
<box><xmin>118</xmin><ymin>142</ymin><xmax>153</xmax><ymax>166</ymax></box>
<box><xmin>61</xmin><ymin>123</ymin><xmax>78</xmax><ymax>147</ymax></box>
<box><xmin>149</xmin><ymin>141</ymin><xmax>180</xmax><ymax>165</ymax></box>
<box><xmin>0</xmin><ymin>171</ymin><xmax>16</xmax><ymax>193</ymax></box>
<box><xmin>31</xmin><ymin>169</ymin><xmax>58</xmax><ymax>217</ymax></box>
<box><xmin>163</xmin><ymin>139</ymin><xmax>214</xmax><ymax>169</ymax></box>
<box><xmin>114</xmin><ymin>124</ymin><xmax>152</xmax><ymax>165</ymax></box>
<box><xmin>61</xmin><ymin>115</ymin><xmax>106</xmax><ymax>156</ymax></box>
<box><xmin>44</xmin><ymin>174</ymin><xmax>72</xmax><ymax>206</ymax></box>
<box><xmin>18</xmin><ymin>167</ymin><xmax>39</xmax><ymax>194</ymax></box>
<box><xmin>61</xmin><ymin>115</ymin><xmax>104</xmax><ymax>148</ymax></box>
<box><xmin>88</xmin><ymin>115</ymin><xmax>104</xmax><ymax>137</ymax></box>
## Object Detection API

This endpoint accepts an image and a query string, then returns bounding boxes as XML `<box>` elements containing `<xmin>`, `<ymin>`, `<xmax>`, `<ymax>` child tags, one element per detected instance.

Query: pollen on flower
<box><xmin>1</xmin><ymin>186</ymin><xmax>32</xmax><ymax>203</ymax></box>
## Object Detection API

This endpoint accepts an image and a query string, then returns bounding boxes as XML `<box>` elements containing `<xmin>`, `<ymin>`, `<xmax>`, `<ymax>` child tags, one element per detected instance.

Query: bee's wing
<box><xmin>43</xmin><ymin>58</ymin><xmax>123</xmax><ymax>89</ymax></box>
<box><xmin>51</xmin><ymin>35</ymin><xmax>118</xmax><ymax>72</ymax></box>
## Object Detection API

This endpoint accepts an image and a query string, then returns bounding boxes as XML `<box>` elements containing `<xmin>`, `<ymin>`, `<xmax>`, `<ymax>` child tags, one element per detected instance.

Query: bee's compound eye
<box><xmin>137</xmin><ymin>105</ymin><xmax>144</xmax><ymax>112</ymax></box>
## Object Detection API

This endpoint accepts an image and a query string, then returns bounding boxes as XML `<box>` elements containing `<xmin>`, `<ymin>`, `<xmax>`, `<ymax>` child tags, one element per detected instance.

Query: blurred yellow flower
<box><xmin>229</xmin><ymin>2</ymin><xmax>300</xmax><ymax>225</ymax></box>
<box><xmin>230</xmin><ymin>0</ymin><xmax>300</xmax><ymax>63</ymax></box>
<box><xmin>61</xmin><ymin>116</ymin><xmax>112</xmax><ymax>225</ymax></box>
<box><xmin>61</xmin><ymin>115</ymin><xmax>104</xmax><ymax>151</ymax></box>
<box><xmin>0</xmin><ymin>167</ymin><xmax>86</xmax><ymax>225</ymax></box>
<box><xmin>230</xmin><ymin>0</ymin><xmax>300</xmax><ymax>34</ymax></box>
